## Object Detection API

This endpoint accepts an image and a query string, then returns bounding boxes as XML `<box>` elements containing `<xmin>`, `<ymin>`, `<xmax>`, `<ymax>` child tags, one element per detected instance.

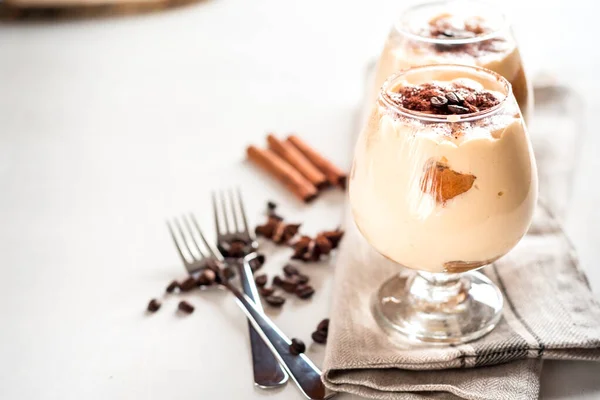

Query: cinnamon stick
<box><xmin>286</xmin><ymin>135</ymin><xmax>347</xmax><ymax>189</ymax></box>
<box><xmin>246</xmin><ymin>145</ymin><xmax>318</xmax><ymax>203</ymax></box>
<box><xmin>267</xmin><ymin>134</ymin><xmax>329</xmax><ymax>190</ymax></box>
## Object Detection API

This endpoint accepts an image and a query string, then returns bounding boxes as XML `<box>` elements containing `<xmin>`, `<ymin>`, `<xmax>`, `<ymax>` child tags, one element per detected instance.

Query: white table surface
<box><xmin>1</xmin><ymin>0</ymin><xmax>599</xmax><ymax>399</ymax></box>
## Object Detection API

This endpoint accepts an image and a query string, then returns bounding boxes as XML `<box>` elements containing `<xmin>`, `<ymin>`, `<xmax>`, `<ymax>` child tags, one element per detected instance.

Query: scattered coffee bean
<box><xmin>291</xmin><ymin>236</ymin><xmax>311</xmax><ymax>259</ymax></box>
<box><xmin>321</xmin><ymin>229</ymin><xmax>344</xmax><ymax>249</ymax></box>
<box><xmin>147</xmin><ymin>299</ymin><xmax>161</xmax><ymax>312</ymax></box>
<box><xmin>317</xmin><ymin>318</ymin><xmax>330</xmax><ymax>333</ymax></box>
<box><xmin>267</xmin><ymin>201</ymin><xmax>277</xmax><ymax>211</ymax></box>
<box><xmin>228</xmin><ymin>240</ymin><xmax>246</xmax><ymax>258</ymax></box>
<box><xmin>283</xmin><ymin>264</ymin><xmax>299</xmax><ymax>277</ymax></box>
<box><xmin>255</xmin><ymin>274</ymin><xmax>268</xmax><ymax>287</ymax></box>
<box><xmin>447</xmin><ymin>105</ymin><xmax>470</xmax><ymax>114</ymax></box>
<box><xmin>197</xmin><ymin>269</ymin><xmax>216</xmax><ymax>286</ymax></box>
<box><xmin>280</xmin><ymin>278</ymin><xmax>298</xmax><ymax>293</ymax></box>
<box><xmin>315</xmin><ymin>234</ymin><xmax>332</xmax><ymax>255</ymax></box>
<box><xmin>265</xmin><ymin>295</ymin><xmax>286</xmax><ymax>307</ymax></box>
<box><xmin>249</xmin><ymin>254</ymin><xmax>266</xmax><ymax>272</ymax></box>
<box><xmin>289</xmin><ymin>338</ymin><xmax>306</xmax><ymax>355</ymax></box>
<box><xmin>259</xmin><ymin>287</ymin><xmax>275</xmax><ymax>297</ymax></box>
<box><xmin>311</xmin><ymin>330</ymin><xmax>327</xmax><ymax>344</ymax></box>
<box><xmin>223</xmin><ymin>266</ymin><xmax>236</xmax><ymax>280</ymax></box>
<box><xmin>178</xmin><ymin>300</ymin><xmax>195</xmax><ymax>314</ymax></box>
<box><xmin>273</xmin><ymin>275</ymin><xmax>284</xmax><ymax>286</ymax></box>
<box><xmin>430</xmin><ymin>96</ymin><xmax>448</xmax><ymax>107</ymax></box>
<box><xmin>180</xmin><ymin>277</ymin><xmax>197</xmax><ymax>292</ymax></box>
<box><xmin>296</xmin><ymin>284</ymin><xmax>315</xmax><ymax>299</ymax></box>
<box><xmin>166</xmin><ymin>280</ymin><xmax>179</xmax><ymax>293</ymax></box>
<box><xmin>295</xmin><ymin>274</ymin><xmax>309</xmax><ymax>285</ymax></box>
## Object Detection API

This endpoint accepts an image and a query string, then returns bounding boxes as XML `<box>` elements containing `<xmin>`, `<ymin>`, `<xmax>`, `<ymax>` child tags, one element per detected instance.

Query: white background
<box><xmin>1</xmin><ymin>0</ymin><xmax>599</xmax><ymax>399</ymax></box>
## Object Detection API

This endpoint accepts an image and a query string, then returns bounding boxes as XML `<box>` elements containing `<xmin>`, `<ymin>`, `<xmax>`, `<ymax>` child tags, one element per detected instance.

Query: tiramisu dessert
<box><xmin>350</xmin><ymin>65</ymin><xmax>537</xmax><ymax>273</ymax></box>
<box><xmin>372</xmin><ymin>0</ymin><xmax>532</xmax><ymax>121</ymax></box>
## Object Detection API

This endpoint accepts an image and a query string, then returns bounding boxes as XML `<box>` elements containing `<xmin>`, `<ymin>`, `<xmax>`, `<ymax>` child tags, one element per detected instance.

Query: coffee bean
<box><xmin>265</xmin><ymin>295</ymin><xmax>286</xmax><ymax>307</ymax></box>
<box><xmin>223</xmin><ymin>267</ymin><xmax>236</xmax><ymax>280</ymax></box>
<box><xmin>430</xmin><ymin>96</ymin><xmax>448</xmax><ymax>108</ymax></box>
<box><xmin>255</xmin><ymin>274</ymin><xmax>268</xmax><ymax>287</ymax></box>
<box><xmin>289</xmin><ymin>338</ymin><xmax>306</xmax><ymax>355</ymax></box>
<box><xmin>295</xmin><ymin>274</ymin><xmax>309</xmax><ymax>285</ymax></box>
<box><xmin>296</xmin><ymin>284</ymin><xmax>315</xmax><ymax>299</ymax></box>
<box><xmin>178</xmin><ymin>300</ymin><xmax>194</xmax><ymax>314</ymax></box>
<box><xmin>267</xmin><ymin>201</ymin><xmax>277</xmax><ymax>211</ymax></box>
<box><xmin>180</xmin><ymin>277</ymin><xmax>197</xmax><ymax>292</ymax></box>
<box><xmin>311</xmin><ymin>330</ymin><xmax>327</xmax><ymax>344</ymax></box>
<box><xmin>447</xmin><ymin>105</ymin><xmax>470</xmax><ymax>114</ymax></box>
<box><xmin>228</xmin><ymin>240</ymin><xmax>246</xmax><ymax>258</ymax></box>
<box><xmin>281</xmin><ymin>279</ymin><xmax>298</xmax><ymax>293</ymax></box>
<box><xmin>445</xmin><ymin>92</ymin><xmax>460</xmax><ymax>104</ymax></box>
<box><xmin>315</xmin><ymin>235</ymin><xmax>332</xmax><ymax>255</ymax></box>
<box><xmin>197</xmin><ymin>269</ymin><xmax>216</xmax><ymax>286</ymax></box>
<box><xmin>250</xmin><ymin>254</ymin><xmax>266</xmax><ymax>272</ymax></box>
<box><xmin>283</xmin><ymin>264</ymin><xmax>299</xmax><ymax>277</ymax></box>
<box><xmin>166</xmin><ymin>280</ymin><xmax>179</xmax><ymax>293</ymax></box>
<box><xmin>147</xmin><ymin>299</ymin><xmax>161</xmax><ymax>312</ymax></box>
<box><xmin>440</xmin><ymin>29</ymin><xmax>455</xmax><ymax>37</ymax></box>
<box><xmin>273</xmin><ymin>275</ymin><xmax>283</xmax><ymax>287</ymax></box>
<box><xmin>321</xmin><ymin>230</ymin><xmax>344</xmax><ymax>249</ymax></box>
<box><xmin>317</xmin><ymin>318</ymin><xmax>330</xmax><ymax>333</ymax></box>
<box><xmin>259</xmin><ymin>287</ymin><xmax>275</xmax><ymax>297</ymax></box>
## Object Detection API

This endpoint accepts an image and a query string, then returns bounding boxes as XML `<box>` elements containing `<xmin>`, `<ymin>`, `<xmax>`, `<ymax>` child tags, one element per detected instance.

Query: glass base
<box><xmin>372</xmin><ymin>271</ymin><xmax>503</xmax><ymax>344</ymax></box>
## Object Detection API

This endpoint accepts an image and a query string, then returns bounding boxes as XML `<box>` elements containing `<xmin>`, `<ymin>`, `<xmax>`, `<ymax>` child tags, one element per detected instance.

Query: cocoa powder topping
<box><xmin>390</xmin><ymin>82</ymin><xmax>501</xmax><ymax>116</ymax></box>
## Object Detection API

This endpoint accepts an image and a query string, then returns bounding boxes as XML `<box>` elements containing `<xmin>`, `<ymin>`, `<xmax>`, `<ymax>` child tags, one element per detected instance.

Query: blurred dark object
<box><xmin>0</xmin><ymin>0</ymin><xmax>209</xmax><ymax>21</ymax></box>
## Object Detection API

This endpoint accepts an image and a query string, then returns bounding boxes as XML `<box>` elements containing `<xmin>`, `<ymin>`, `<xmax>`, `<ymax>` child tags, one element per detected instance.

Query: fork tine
<box><xmin>167</xmin><ymin>220</ymin><xmax>188</xmax><ymax>265</ymax></box>
<box><xmin>235</xmin><ymin>187</ymin><xmax>253</xmax><ymax>237</ymax></box>
<box><xmin>218</xmin><ymin>190</ymin><xmax>232</xmax><ymax>233</ymax></box>
<box><xmin>212</xmin><ymin>192</ymin><xmax>222</xmax><ymax>235</ymax></box>
<box><xmin>174</xmin><ymin>217</ymin><xmax>196</xmax><ymax>262</ymax></box>
<box><xmin>190</xmin><ymin>213</ymin><xmax>224</xmax><ymax>261</ymax></box>
<box><xmin>182</xmin><ymin>214</ymin><xmax>206</xmax><ymax>259</ymax></box>
<box><xmin>227</xmin><ymin>188</ymin><xmax>242</xmax><ymax>233</ymax></box>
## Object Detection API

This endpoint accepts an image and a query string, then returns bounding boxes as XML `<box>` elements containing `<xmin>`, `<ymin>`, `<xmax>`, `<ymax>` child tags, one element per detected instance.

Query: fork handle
<box><xmin>225</xmin><ymin>259</ymin><xmax>336</xmax><ymax>400</ymax></box>
<box><xmin>237</xmin><ymin>255</ymin><xmax>288</xmax><ymax>388</ymax></box>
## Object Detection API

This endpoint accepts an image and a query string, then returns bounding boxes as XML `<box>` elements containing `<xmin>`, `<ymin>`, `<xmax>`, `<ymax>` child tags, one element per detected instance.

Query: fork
<box><xmin>212</xmin><ymin>189</ymin><xmax>288</xmax><ymax>388</ymax></box>
<box><xmin>167</xmin><ymin>213</ymin><xmax>335</xmax><ymax>400</ymax></box>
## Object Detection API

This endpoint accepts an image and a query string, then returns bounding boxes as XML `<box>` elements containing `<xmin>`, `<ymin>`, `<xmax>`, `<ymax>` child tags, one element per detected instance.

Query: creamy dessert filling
<box><xmin>351</xmin><ymin>71</ymin><xmax>537</xmax><ymax>273</ymax></box>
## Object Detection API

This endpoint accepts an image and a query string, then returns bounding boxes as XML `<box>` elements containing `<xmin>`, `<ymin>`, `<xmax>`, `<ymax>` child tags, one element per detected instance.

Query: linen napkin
<box><xmin>322</xmin><ymin>83</ymin><xmax>600</xmax><ymax>400</ymax></box>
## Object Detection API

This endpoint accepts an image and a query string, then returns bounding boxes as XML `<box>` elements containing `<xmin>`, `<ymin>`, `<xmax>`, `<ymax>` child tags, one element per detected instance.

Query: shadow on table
<box><xmin>0</xmin><ymin>0</ymin><xmax>210</xmax><ymax>22</ymax></box>
<box><xmin>540</xmin><ymin>360</ymin><xmax>600</xmax><ymax>399</ymax></box>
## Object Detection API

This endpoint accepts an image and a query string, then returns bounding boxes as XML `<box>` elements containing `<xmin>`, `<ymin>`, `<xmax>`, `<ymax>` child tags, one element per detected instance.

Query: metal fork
<box><xmin>167</xmin><ymin>214</ymin><xmax>335</xmax><ymax>400</ymax></box>
<box><xmin>212</xmin><ymin>189</ymin><xmax>287</xmax><ymax>388</ymax></box>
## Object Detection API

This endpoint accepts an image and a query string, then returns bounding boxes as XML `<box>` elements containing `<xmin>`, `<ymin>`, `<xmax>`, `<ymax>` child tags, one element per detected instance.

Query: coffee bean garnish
<box><xmin>178</xmin><ymin>300</ymin><xmax>195</xmax><ymax>314</ymax></box>
<box><xmin>317</xmin><ymin>318</ymin><xmax>330</xmax><ymax>333</ymax></box>
<box><xmin>255</xmin><ymin>274</ymin><xmax>268</xmax><ymax>287</ymax></box>
<box><xmin>197</xmin><ymin>269</ymin><xmax>216</xmax><ymax>286</ymax></box>
<box><xmin>430</xmin><ymin>96</ymin><xmax>448</xmax><ymax>108</ymax></box>
<box><xmin>259</xmin><ymin>287</ymin><xmax>275</xmax><ymax>297</ymax></box>
<box><xmin>249</xmin><ymin>254</ymin><xmax>266</xmax><ymax>272</ymax></box>
<box><xmin>311</xmin><ymin>330</ymin><xmax>327</xmax><ymax>344</ymax></box>
<box><xmin>180</xmin><ymin>277</ymin><xmax>197</xmax><ymax>292</ymax></box>
<box><xmin>147</xmin><ymin>299</ymin><xmax>161</xmax><ymax>312</ymax></box>
<box><xmin>289</xmin><ymin>338</ymin><xmax>306</xmax><ymax>355</ymax></box>
<box><xmin>447</xmin><ymin>105</ymin><xmax>470</xmax><ymax>114</ymax></box>
<box><xmin>283</xmin><ymin>264</ymin><xmax>299</xmax><ymax>277</ymax></box>
<box><xmin>265</xmin><ymin>295</ymin><xmax>286</xmax><ymax>307</ymax></box>
<box><xmin>295</xmin><ymin>274</ymin><xmax>309</xmax><ymax>285</ymax></box>
<box><xmin>273</xmin><ymin>275</ymin><xmax>283</xmax><ymax>286</ymax></box>
<box><xmin>280</xmin><ymin>278</ymin><xmax>298</xmax><ymax>294</ymax></box>
<box><xmin>296</xmin><ymin>284</ymin><xmax>315</xmax><ymax>299</ymax></box>
<box><xmin>445</xmin><ymin>92</ymin><xmax>461</xmax><ymax>104</ymax></box>
<box><xmin>166</xmin><ymin>280</ymin><xmax>179</xmax><ymax>293</ymax></box>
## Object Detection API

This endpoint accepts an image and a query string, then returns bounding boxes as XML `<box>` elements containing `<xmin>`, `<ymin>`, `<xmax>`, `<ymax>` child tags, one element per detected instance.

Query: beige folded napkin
<box><xmin>322</xmin><ymin>202</ymin><xmax>600</xmax><ymax>400</ymax></box>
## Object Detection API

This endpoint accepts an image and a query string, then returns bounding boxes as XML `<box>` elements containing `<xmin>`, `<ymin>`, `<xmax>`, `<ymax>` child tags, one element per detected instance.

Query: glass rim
<box><xmin>379</xmin><ymin>64</ymin><xmax>513</xmax><ymax>123</ymax></box>
<box><xmin>394</xmin><ymin>0</ymin><xmax>510</xmax><ymax>45</ymax></box>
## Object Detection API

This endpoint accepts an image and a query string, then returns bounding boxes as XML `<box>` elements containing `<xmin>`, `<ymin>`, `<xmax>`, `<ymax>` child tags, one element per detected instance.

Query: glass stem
<box><xmin>408</xmin><ymin>271</ymin><xmax>470</xmax><ymax>309</ymax></box>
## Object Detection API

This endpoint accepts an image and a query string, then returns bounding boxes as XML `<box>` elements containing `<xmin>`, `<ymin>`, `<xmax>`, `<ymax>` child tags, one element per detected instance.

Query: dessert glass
<box><xmin>372</xmin><ymin>0</ymin><xmax>533</xmax><ymax>122</ymax></box>
<box><xmin>350</xmin><ymin>64</ymin><xmax>538</xmax><ymax>343</ymax></box>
